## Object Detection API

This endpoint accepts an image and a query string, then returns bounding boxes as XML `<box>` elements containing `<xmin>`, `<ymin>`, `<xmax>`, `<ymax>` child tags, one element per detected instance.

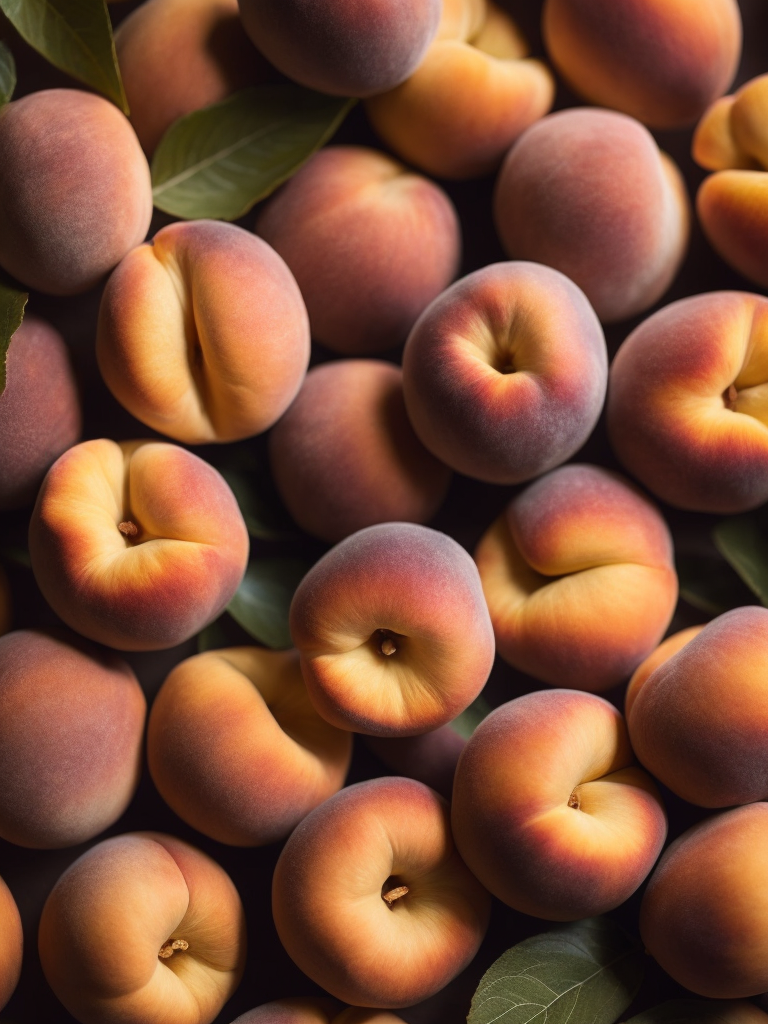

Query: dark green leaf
<box><xmin>713</xmin><ymin>512</ymin><xmax>768</xmax><ymax>606</ymax></box>
<box><xmin>151</xmin><ymin>84</ymin><xmax>354</xmax><ymax>221</ymax></box>
<box><xmin>676</xmin><ymin>552</ymin><xmax>755</xmax><ymax>616</ymax></box>
<box><xmin>0</xmin><ymin>271</ymin><xmax>27</xmax><ymax>395</ymax></box>
<box><xmin>227</xmin><ymin>557</ymin><xmax>312</xmax><ymax>650</ymax></box>
<box><xmin>0</xmin><ymin>40</ymin><xmax>16</xmax><ymax>106</ymax></box>
<box><xmin>0</xmin><ymin>545</ymin><xmax>31</xmax><ymax>569</ymax></box>
<box><xmin>468</xmin><ymin>917</ymin><xmax>644</xmax><ymax>1024</ymax></box>
<box><xmin>450</xmin><ymin>693</ymin><xmax>494</xmax><ymax>740</ymax></box>
<box><xmin>219</xmin><ymin>467</ymin><xmax>296</xmax><ymax>541</ymax></box>
<box><xmin>196</xmin><ymin>618</ymin><xmax>231</xmax><ymax>654</ymax></box>
<box><xmin>0</xmin><ymin>0</ymin><xmax>127</xmax><ymax>112</ymax></box>
<box><xmin>625</xmin><ymin>1000</ymin><xmax>748</xmax><ymax>1023</ymax></box>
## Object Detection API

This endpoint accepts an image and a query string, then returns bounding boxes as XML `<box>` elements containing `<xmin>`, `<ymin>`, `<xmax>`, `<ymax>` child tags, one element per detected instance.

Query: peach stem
<box><xmin>380</xmin><ymin>637</ymin><xmax>397</xmax><ymax>656</ymax></box>
<box><xmin>158</xmin><ymin>938</ymin><xmax>189</xmax><ymax>959</ymax></box>
<box><xmin>724</xmin><ymin>384</ymin><xmax>739</xmax><ymax>410</ymax></box>
<box><xmin>568</xmin><ymin>792</ymin><xmax>581</xmax><ymax>810</ymax></box>
<box><xmin>118</xmin><ymin>520</ymin><xmax>139</xmax><ymax>538</ymax></box>
<box><xmin>382</xmin><ymin>884</ymin><xmax>409</xmax><ymax>907</ymax></box>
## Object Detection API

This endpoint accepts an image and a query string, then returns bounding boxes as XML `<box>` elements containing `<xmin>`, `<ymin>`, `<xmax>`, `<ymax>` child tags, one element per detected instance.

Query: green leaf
<box><xmin>625</xmin><ymin>1000</ymin><xmax>747</xmax><ymax>1023</ymax></box>
<box><xmin>0</xmin><ymin>544</ymin><xmax>31</xmax><ymax>569</ymax></box>
<box><xmin>151</xmin><ymin>84</ymin><xmax>354</xmax><ymax>221</ymax></box>
<box><xmin>0</xmin><ymin>40</ymin><xmax>16</xmax><ymax>106</ymax></box>
<box><xmin>450</xmin><ymin>693</ymin><xmax>494</xmax><ymax>740</ymax></box>
<box><xmin>0</xmin><ymin>0</ymin><xmax>127</xmax><ymax>112</ymax></box>
<box><xmin>0</xmin><ymin>271</ymin><xmax>28</xmax><ymax>395</ymax></box>
<box><xmin>227</xmin><ymin>557</ymin><xmax>312</xmax><ymax>650</ymax></box>
<box><xmin>676</xmin><ymin>552</ymin><xmax>755</xmax><ymax>616</ymax></box>
<box><xmin>713</xmin><ymin>512</ymin><xmax>768</xmax><ymax>606</ymax></box>
<box><xmin>468</xmin><ymin>917</ymin><xmax>645</xmax><ymax>1024</ymax></box>
<box><xmin>219</xmin><ymin>466</ymin><xmax>296</xmax><ymax>541</ymax></box>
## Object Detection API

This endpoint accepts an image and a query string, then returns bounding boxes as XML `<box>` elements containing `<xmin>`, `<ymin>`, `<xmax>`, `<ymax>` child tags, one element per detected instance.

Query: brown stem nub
<box><xmin>118</xmin><ymin>521</ymin><xmax>139</xmax><ymax>538</ymax></box>
<box><xmin>382</xmin><ymin>884</ymin><xmax>409</xmax><ymax>907</ymax></box>
<box><xmin>568</xmin><ymin>791</ymin><xmax>581</xmax><ymax>810</ymax></box>
<box><xmin>724</xmin><ymin>384</ymin><xmax>739</xmax><ymax>410</ymax></box>
<box><xmin>159</xmin><ymin>938</ymin><xmax>189</xmax><ymax>959</ymax></box>
<box><xmin>380</xmin><ymin>637</ymin><xmax>397</xmax><ymax>656</ymax></box>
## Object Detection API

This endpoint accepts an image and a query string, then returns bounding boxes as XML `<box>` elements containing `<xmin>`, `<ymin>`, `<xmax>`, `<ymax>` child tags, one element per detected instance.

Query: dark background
<box><xmin>1</xmin><ymin>0</ymin><xmax>767</xmax><ymax>1019</ymax></box>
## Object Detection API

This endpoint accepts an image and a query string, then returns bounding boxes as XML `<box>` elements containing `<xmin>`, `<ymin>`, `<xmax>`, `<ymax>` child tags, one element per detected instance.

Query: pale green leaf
<box><xmin>713</xmin><ymin>513</ymin><xmax>768</xmax><ymax>606</ymax></box>
<box><xmin>0</xmin><ymin>40</ymin><xmax>16</xmax><ymax>106</ymax></box>
<box><xmin>468</xmin><ymin>918</ymin><xmax>644</xmax><ymax>1024</ymax></box>
<box><xmin>0</xmin><ymin>0</ymin><xmax>127</xmax><ymax>112</ymax></box>
<box><xmin>219</xmin><ymin>466</ymin><xmax>296</xmax><ymax>541</ymax></box>
<box><xmin>0</xmin><ymin>271</ymin><xmax>28</xmax><ymax>395</ymax></box>
<box><xmin>625</xmin><ymin>1000</ymin><xmax>749</xmax><ymax>1023</ymax></box>
<box><xmin>151</xmin><ymin>84</ymin><xmax>354</xmax><ymax>221</ymax></box>
<box><xmin>450</xmin><ymin>693</ymin><xmax>494</xmax><ymax>740</ymax></box>
<box><xmin>676</xmin><ymin>552</ymin><xmax>755</xmax><ymax>616</ymax></box>
<box><xmin>227</xmin><ymin>558</ymin><xmax>312</xmax><ymax>650</ymax></box>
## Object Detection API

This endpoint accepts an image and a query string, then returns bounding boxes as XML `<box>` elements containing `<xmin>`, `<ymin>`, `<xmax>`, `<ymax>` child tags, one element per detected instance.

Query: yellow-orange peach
<box><xmin>237</xmin><ymin>0</ymin><xmax>441</xmax><ymax>97</ymax></box>
<box><xmin>272</xmin><ymin>777</ymin><xmax>490</xmax><ymax>1007</ymax></box>
<box><xmin>0</xmin><ymin>629</ymin><xmax>145</xmax><ymax>848</ymax></box>
<box><xmin>0</xmin><ymin>314</ymin><xmax>81</xmax><ymax>509</ymax></box>
<box><xmin>693</xmin><ymin>96</ymin><xmax>758</xmax><ymax>172</ymax></box>
<box><xmin>366</xmin><ymin>3</ymin><xmax>553</xmax><ymax>179</ymax></box>
<box><xmin>628</xmin><ymin>607</ymin><xmax>768</xmax><ymax>807</ymax></box>
<box><xmin>0</xmin><ymin>90</ymin><xmax>152</xmax><ymax>295</ymax></box>
<box><xmin>0</xmin><ymin>874</ymin><xmax>21</xmax><ymax>1011</ymax></box>
<box><xmin>607</xmin><ymin>291</ymin><xmax>768</xmax><ymax>513</ymax></box>
<box><xmin>452</xmin><ymin>690</ymin><xmax>667</xmax><ymax>920</ymax></box>
<box><xmin>29</xmin><ymin>439</ymin><xmax>249</xmax><ymax>651</ymax></box>
<box><xmin>289</xmin><ymin>523</ymin><xmax>495</xmax><ymax>736</ymax></box>
<box><xmin>115</xmin><ymin>0</ymin><xmax>274</xmax><ymax>155</ymax></box>
<box><xmin>148</xmin><ymin>647</ymin><xmax>352</xmax><ymax>845</ymax></box>
<box><xmin>97</xmin><ymin>220</ymin><xmax>310</xmax><ymax>444</ymax></box>
<box><xmin>39</xmin><ymin>832</ymin><xmax>246</xmax><ymax>1024</ymax></box>
<box><xmin>624</xmin><ymin>625</ymin><xmax>703</xmax><ymax>719</ymax></box>
<box><xmin>402</xmin><ymin>262</ymin><xmax>607</xmax><ymax>484</ymax></box>
<box><xmin>475</xmin><ymin>464</ymin><xmax>678</xmax><ymax>692</ymax></box>
<box><xmin>494</xmin><ymin>108</ymin><xmax>690</xmax><ymax>322</ymax></box>
<box><xmin>640</xmin><ymin>803</ymin><xmax>768</xmax><ymax>997</ymax></box>
<box><xmin>543</xmin><ymin>0</ymin><xmax>741</xmax><ymax>128</ymax></box>
<box><xmin>255</xmin><ymin>146</ymin><xmax>461</xmax><ymax>354</ymax></box>
<box><xmin>268</xmin><ymin>361</ymin><xmax>452</xmax><ymax>543</ymax></box>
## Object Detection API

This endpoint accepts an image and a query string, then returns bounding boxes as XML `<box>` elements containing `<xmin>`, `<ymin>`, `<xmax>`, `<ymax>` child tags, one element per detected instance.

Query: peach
<box><xmin>542</xmin><ymin>0</ymin><xmax>741</xmax><ymax>129</ymax></box>
<box><xmin>693</xmin><ymin>96</ymin><xmax>758</xmax><ymax>172</ymax></box>
<box><xmin>364</xmin><ymin>723</ymin><xmax>465</xmax><ymax>800</ymax></box>
<box><xmin>237</xmin><ymin>0</ymin><xmax>441</xmax><ymax>97</ymax></box>
<box><xmin>0</xmin><ymin>89</ymin><xmax>152</xmax><ymax>295</ymax></box>
<box><xmin>230</xmin><ymin>1003</ymin><xmax>404</xmax><ymax>1024</ymax></box>
<box><xmin>452</xmin><ymin>690</ymin><xmax>667</xmax><ymax>920</ymax></box>
<box><xmin>0</xmin><ymin>629</ymin><xmax>145</xmax><ymax>848</ymax></box>
<box><xmin>493</xmin><ymin>108</ymin><xmax>690</xmax><ymax>322</ymax></box>
<box><xmin>289</xmin><ymin>523</ymin><xmax>495</xmax><ymax>736</ymax></box>
<box><xmin>0</xmin><ymin>314</ymin><xmax>81</xmax><ymax>509</ymax></box>
<box><xmin>97</xmin><ymin>220</ymin><xmax>310</xmax><ymax>444</ymax></box>
<box><xmin>607</xmin><ymin>291</ymin><xmax>768</xmax><ymax>513</ymax></box>
<box><xmin>115</xmin><ymin>0</ymin><xmax>273</xmax><ymax>156</ymax></box>
<box><xmin>255</xmin><ymin>146</ymin><xmax>461</xmax><ymax>354</ymax></box>
<box><xmin>475</xmin><ymin>464</ymin><xmax>678</xmax><ymax>692</ymax></box>
<box><xmin>148</xmin><ymin>646</ymin><xmax>352</xmax><ymax>846</ymax></box>
<box><xmin>640</xmin><ymin>803</ymin><xmax>768</xmax><ymax>997</ymax></box>
<box><xmin>0</xmin><ymin>874</ymin><xmax>21</xmax><ymax>1011</ymax></box>
<box><xmin>29</xmin><ymin>439</ymin><xmax>250</xmax><ymax>651</ymax></box>
<box><xmin>39</xmin><ymin>831</ymin><xmax>247</xmax><ymax>1024</ymax></box>
<box><xmin>365</xmin><ymin>2</ymin><xmax>554</xmax><ymax>179</ymax></box>
<box><xmin>627</xmin><ymin>607</ymin><xmax>768</xmax><ymax>808</ymax></box>
<box><xmin>624</xmin><ymin>625</ymin><xmax>703</xmax><ymax>719</ymax></box>
<box><xmin>268</xmin><ymin>360</ymin><xmax>452</xmax><ymax>543</ymax></box>
<box><xmin>402</xmin><ymin>262</ymin><xmax>607</xmax><ymax>484</ymax></box>
<box><xmin>272</xmin><ymin>777</ymin><xmax>491</xmax><ymax>1007</ymax></box>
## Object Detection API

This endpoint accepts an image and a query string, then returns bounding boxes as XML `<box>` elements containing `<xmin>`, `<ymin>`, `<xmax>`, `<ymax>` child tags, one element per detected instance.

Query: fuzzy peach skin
<box><xmin>475</xmin><ymin>464</ymin><xmax>678</xmax><ymax>692</ymax></box>
<box><xmin>0</xmin><ymin>567</ymin><xmax>9</xmax><ymax>637</ymax></box>
<box><xmin>608</xmin><ymin>291</ymin><xmax>768</xmax><ymax>513</ymax></box>
<box><xmin>289</xmin><ymin>523</ymin><xmax>495</xmax><ymax>736</ymax></box>
<box><xmin>230</xmin><ymin>1003</ymin><xmax>404</xmax><ymax>1024</ymax></box>
<box><xmin>255</xmin><ymin>146</ymin><xmax>461</xmax><ymax>354</ymax></box>
<box><xmin>97</xmin><ymin>220</ymin><xmax>310</xmax><ymax>444</ymax></box>
<box><xmin>269</xmin><ymin>361</ymin><xmax>452</xmax><ymax>543</ymax></box>
<box><xmin>494</xmin><ymin>108</ymin><xmax>690</xmax><ymax>323</ymax></box>
<box><xmin>237</xmin><ymin>0</ymin><xmax>440</xmax><ymax>97</ymax></box>
<box><xmin>0</xmin><ymin>89</ymin><xmax>152</xmax><ymax>296</ymax></box>
<box><xmin>272</xmin><ymin>777</ymin><xmax>491</xmax><ymax>1007</ymax></box>
<box><xmin>402</xmin><ymin>262</ymin><xmax>607</xmax><ymax>485</ymax></box>
<box><xmin>542</xmin><ymin>0</ymin><xmax>741</xmax><ymax>129</ymax></box>
<box><xmin>39</xmin><ymin>832</ymin><xmax>246</xmax><ymax>1024</ymax></box>
<box><xmin>640</xmin><ymin>803</ymin><xmax>768</xmax><ymax>998</ymax></box>
<box><xmin>29</xmin><ymin>439</ymin><xmax>249</xmax><ymax>651</ymax></box>
<box><xmin>624</xmin><ymin>625</ymin><xmax>703</xmax><ymax>719</ymax></box>
<box><xmin>365</xmin><ymin>2</ymin><xmax>554</xmax><ymax>180</ymax></box>
<box><xmin>693</xmin><ymin>97</ymin><xmax>758</xmax><ymax>172</ymax></box>
<box><xmin>148</xmin><ymin>647</ymin><xmax>352</xmax><ymax>846</ymax></box>
<box><xmin>0</xmin><ymin>873</ymin><xmax>21</xmax><ymax>1011</ymax></box>
<box><xmin>0</xmin><ymin>314</ymin><xmax>81</xmax><ymax>509</ymax></box>
<box><xmin>0</xmin><ymin>629</ymin><xmax>145</xmax><ymax>848</ymax></box>
<box><xmin>627</xmin><ymin>607</ymin><xmax>768</xmax><ymax>808</ymax></box>
<box><xmin>115</xmin><ymin>0</ymin><xmax>274</xmax><ymax>156</ymax></box>
<box><xmin>452</xmin><ymin>691</ymin><xmax>667</xmax><ymax>920</ymax></box>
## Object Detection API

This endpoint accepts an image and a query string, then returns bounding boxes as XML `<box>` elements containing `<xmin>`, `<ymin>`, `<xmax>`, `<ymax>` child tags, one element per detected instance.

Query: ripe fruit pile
<box><xmin>1</xmin><ymin>0</ymin><xmax>767</xmax><ymax>1021</ymax></box>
